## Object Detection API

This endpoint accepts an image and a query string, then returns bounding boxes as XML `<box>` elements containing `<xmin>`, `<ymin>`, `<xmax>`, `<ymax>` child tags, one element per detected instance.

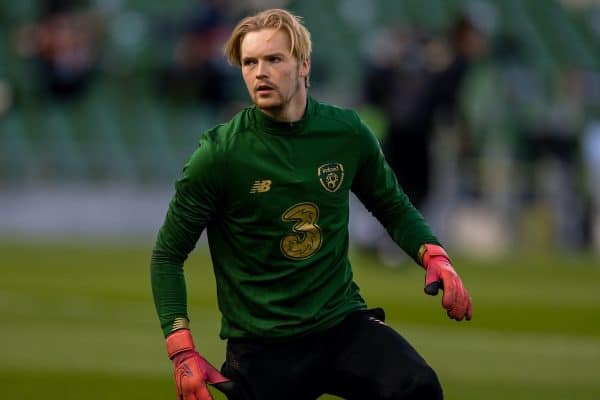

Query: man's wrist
<box><xmin>418</xmin><ymin>244</ymin><xmax>450</xmax><ymax>268</ymax></box>
<box><xmin>171</xmin><ymin>317</ymin><xmax>190</xmax><ymax>333</ymax></box>
<box><xmin>166</xmin><ymin>328</ymin><xmax>195</xmax><ymax>359</ymax></box>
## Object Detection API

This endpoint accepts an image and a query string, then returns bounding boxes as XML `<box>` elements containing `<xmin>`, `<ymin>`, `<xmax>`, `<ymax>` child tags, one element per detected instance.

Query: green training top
<box><xmin>151</xmin><ymin>97</ymin><xmax>440</xmax><ymax>340</ymax></box>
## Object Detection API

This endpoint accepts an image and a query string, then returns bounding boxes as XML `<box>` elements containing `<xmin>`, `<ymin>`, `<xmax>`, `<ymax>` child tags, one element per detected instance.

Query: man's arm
<box><xmin>151</xmin><ymin>146</ymin><xmax>219</xmax><ymax>336</ymax></box>
<box><xmin>150</xmin><ymin>136</ymin><xmax>236</xmax><ymax>400</ymax></box>
<box><xmin>351</xmin><ymin>116</ymin><xmax>439</xmax><ymax>261</ymax></box>
<box><xmin>351</xmin><ymin>115</ymin><xmax>472</xmax><ymax>321</ymax></box>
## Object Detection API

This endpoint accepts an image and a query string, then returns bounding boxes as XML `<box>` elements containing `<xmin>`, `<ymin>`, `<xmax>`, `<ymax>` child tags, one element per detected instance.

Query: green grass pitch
<box><xmin>1</xmin><ymin>240</ymin><xmax>599</xmax><ymax>399</ymax></box>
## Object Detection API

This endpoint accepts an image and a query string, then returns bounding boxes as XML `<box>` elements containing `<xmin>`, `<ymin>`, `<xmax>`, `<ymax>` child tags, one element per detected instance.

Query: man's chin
<box><xmin>255</xmin><ymin>98</ymin><xmax>282</xmax><ymax>112</ymax></box>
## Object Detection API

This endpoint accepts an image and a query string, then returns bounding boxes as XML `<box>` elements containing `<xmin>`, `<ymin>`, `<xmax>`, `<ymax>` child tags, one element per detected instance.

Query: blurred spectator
<box><xmin>461</xmin><ymin>36</ymin><xmax>592</xmax><ymax>252</ymax></box>
<box><xmin>13</xmin><ymin>0</ymin><xmax>103</xmax><ymax>101</ymax></box>
<box><xmin>158</xmin><ymin>0</ymin><xmax>238</xmax><ymax>108</ymax></box>
<box><xmin>522</xmin><ymin>69</ymin><xmax>587</xmax><ymax>250</ymax></box>
<box><xmin>583</xmin><ymin>119</ymin><xmax>600</xmax><ymax>252</ymax></box>
<box><xmin>0</xmin><ymin>80</ymin><xmax>14</xmax><ymax>117</ymax></box>
<box><xmin>363</xmin><ymin>15</ymin><xmax>487</xmax><ymax>211</ymax></box>
<box><xmin>354</xmin><ymin>16</ymin><xmax>487</xmax><ymax>265</ymax></box>
<box><xmin>582</xmin><ymin>69</ymin><xmax>600</xmax><ymax>251</ymax></box>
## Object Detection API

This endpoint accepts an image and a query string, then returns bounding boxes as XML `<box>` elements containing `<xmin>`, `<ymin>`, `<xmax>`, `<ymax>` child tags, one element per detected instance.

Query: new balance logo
<box><xmin>250</xmin><ymin>180</ymin><xmax>272</xmax><ymax>193</ymax></box>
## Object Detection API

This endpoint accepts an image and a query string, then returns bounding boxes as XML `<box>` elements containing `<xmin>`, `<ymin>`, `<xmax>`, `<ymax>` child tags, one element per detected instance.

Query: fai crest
<box><xmin>318</xmin><ymin>163</ymin><xmax>344</xmax><ymax>192</ymax></box>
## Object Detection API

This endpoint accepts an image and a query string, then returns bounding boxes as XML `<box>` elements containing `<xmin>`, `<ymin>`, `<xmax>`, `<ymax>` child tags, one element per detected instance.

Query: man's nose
<box><xmin>255</xmin><ymin>60</ymin><xmax>268</xmax><ymax>79</ymax></box>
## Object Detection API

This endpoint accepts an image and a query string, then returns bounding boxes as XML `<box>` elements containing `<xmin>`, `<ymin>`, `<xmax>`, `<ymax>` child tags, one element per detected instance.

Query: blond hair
<box><xmin>224</xmin><ymin>8</ymin><xmax>312</xmax><ymax>67</ymax></box>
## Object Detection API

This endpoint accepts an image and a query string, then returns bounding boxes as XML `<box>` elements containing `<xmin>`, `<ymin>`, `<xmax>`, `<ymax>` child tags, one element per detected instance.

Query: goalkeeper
<box><xmin>151</xmin><ymin>8</ymin><xmax>472</xmax><ymax>400</ymax></box>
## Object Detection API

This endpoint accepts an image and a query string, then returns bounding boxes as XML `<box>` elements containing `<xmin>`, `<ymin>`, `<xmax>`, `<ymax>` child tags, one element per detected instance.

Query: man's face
<box><xmin>240</xmin><ymin>28</ymin><xmax>309</xmax><ymax>121</ymax></box>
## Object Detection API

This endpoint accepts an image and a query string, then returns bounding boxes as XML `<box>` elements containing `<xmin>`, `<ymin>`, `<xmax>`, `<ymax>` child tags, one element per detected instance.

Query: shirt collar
<box><xmin>253</xmin><ymin>97</ymin><xmax>315</xmax><ymax>136</ymax></box>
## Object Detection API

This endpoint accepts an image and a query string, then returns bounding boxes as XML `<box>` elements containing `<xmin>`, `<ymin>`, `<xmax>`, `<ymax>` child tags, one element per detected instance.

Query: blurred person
<box><xmin>13</xmin><ymin>0</ymin><xmax>103</xmax><ymax>101</ymax></box>
<box><xmin>362</xmin><ymin>26</ymin><xmax>428</xmax><ymax>209</ymax></box>
<box><xmin>151</xmin><ymin>8</ymin><xmax>472</xmax><ymax>400</ymax></box>
<box><xmin>0</xmin><ymin>80</ymin><xmax>15</xmax><ymax>116</ymax></box>
<box><xmin>583</xmin><ymin>119</ymin><xmax>600</xmax><ymax>251</ymax></box>
<box><xmin>364</xmin><ymin>15</ymin><xmax>487</xmax><ymax>211</ymax></box>
<box><xmin>158</xmin><ymin>0</ymin><xmax>238</xmax><ymax>108</ymax></box>
<box><xmin>359</xmin><ymin>16</ymin><xmax>487</xmax><ymax>263</ymax></box>
<box><xmin>523</xmin><ymin>69</ymin><xmax>587</xmax><ymax>250</ymax></box>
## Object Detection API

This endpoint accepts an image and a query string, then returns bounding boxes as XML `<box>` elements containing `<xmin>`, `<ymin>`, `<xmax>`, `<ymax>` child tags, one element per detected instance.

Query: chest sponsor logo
<box><xmin>250</xmin><ymin>179</ymin><xmax>272</xmax><ymax>193</ymax></box>
<box><xmin>318</xmin><ymin>163</ymin><xmax>344</xmax><ymax>192</ymax></box>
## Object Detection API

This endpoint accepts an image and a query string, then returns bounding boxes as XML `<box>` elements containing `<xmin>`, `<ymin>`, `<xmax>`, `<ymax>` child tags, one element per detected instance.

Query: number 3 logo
<box><xmin>280</xmin><ymin>202</ymin><xmax>322</xmax><ymax>260</ymax></box>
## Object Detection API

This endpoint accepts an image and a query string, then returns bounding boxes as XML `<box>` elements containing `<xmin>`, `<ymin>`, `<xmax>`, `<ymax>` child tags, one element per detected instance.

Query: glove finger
<box><xmin>459</xmin><ymin>282</ymin><xmax>473</xmax><ymax>321</ymax></box>
<box><xmin>183</xmin><ymin>392</ymin><xmax>197</xmax><ymax>400</ymax></box>
<box><xmin>183</xmin><ymin>392</ymin><xmax>196</xmax><ymax>400</ymax></box>
<box><xmin>198</xmin><ymin>384</ymin><xmax>214</xmax><ymax>400</ymax></box>
<box><xmin>176</xmin><ymin>372</ymin><xmax>184</xmax><ymax>400</ymax></box>
<box><xmin>425</xmin><ymin>265</ymin><xmax>442</xmax><ymax>288</ymax></box>
<box><xmin>465</xmin><ymin>295</ymin><xmax>473</xmax><ymax>320</ymax></box>
<box><xmin>425</xmin><ymin>266</ymin><xmax>442</xmax><ymax>297</ymax></box>
<box><xmin>425</xmin><ymin>280</ymin><xmax>442</xmax><ymax>295</ymax></box>
<box><xmin>460</xmin><ymin>284</ymin><xmax>473</xmax><ymax>321</ymax></box>
<box><xmin>450</xmin><ymin>279</ymin><xmax>468</xmax><ymax>321</ymax></box>
<box><xmin>441</xmin><ymin>276</ymin><xmax>458</xmax><ymax>314</ymax></box>
<box><xmin>202</xmin><ymin>359</ymin><xmax>230</xmax><ymax>385</ymax></box>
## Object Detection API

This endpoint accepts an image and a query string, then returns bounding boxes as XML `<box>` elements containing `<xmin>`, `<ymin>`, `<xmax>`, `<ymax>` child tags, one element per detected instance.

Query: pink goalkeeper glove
<box><xmin>420</xmin><ymin>244</ymin><xmax>473</xmax><ymax>321</ymax></box>
<box><xmin>166</xmin><ymin>329</ymin><xmax>230</xmax><ymax>400</ymax></box>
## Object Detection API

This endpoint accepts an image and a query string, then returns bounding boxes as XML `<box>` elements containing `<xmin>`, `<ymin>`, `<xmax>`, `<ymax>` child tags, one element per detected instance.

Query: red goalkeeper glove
<box><xmin>166</xmin><ymin>329</ymin><xmax>230</xmax><ymax>400</ymax></box>
<box><xmin>420</xmin><ymin>244</ymin><xmax>472</xmax><ymax>321</ymax></box>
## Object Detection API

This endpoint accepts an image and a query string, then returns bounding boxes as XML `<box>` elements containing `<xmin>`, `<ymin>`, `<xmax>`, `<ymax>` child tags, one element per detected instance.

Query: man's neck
<box><xmin>261</xmin><ymin>91</ymin><xmax>308</xmax><ymax>123</ymax></box>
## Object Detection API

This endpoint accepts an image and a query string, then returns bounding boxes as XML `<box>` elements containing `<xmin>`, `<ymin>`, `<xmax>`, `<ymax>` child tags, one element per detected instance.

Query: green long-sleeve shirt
<box><xmin>151</xmin><ymin>97</ymin><xmax>440</xmax><ymax>339</ymax></box>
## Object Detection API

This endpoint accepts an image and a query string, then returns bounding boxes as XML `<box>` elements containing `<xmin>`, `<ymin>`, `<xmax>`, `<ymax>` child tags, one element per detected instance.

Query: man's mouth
<box><xmin>256</xmin><ymin>84</ymin><xmax>275</xmax><ymax>93</ymax></box>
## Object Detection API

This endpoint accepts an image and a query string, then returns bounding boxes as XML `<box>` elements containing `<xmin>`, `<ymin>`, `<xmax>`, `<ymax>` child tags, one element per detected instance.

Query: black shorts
<box><xmin>220</xmin><ymin>308</ymin><xmax>443</xmax><ymax>400</ymax></box>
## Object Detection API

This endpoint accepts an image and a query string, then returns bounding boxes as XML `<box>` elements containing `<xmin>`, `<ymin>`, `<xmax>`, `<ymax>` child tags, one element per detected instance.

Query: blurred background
<box><xmin>1</xmin><ymin>0</ymin><xmax>599</xmax><ymax>255</ymax></box>
<box><xmin>0</xmin><ymin>0</ymin><xmax>599</xmax><ymax>399</ymax></box>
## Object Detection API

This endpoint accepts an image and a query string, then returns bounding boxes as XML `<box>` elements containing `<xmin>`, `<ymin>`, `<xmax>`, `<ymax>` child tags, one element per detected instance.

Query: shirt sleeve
<box><xmin>351</xmin><ymin>115</ymin><xmax>440</xmax><ymax>263</ymax></box>
<box><xmin>150</xmin><ymin>132</ymin><xmax>221</xmax><ymax>338</ymax></box>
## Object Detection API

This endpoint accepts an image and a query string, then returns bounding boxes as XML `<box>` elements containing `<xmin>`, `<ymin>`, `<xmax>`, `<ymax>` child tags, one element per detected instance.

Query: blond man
<box><xmin>151</xmin><ymin>8</ymin><xmax>471</xmax><ymax>400</ymax></box>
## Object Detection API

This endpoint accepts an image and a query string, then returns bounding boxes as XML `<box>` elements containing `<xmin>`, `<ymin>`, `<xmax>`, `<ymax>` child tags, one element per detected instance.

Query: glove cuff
<box><xmin>166</xmin><ymin>329</ymin><xmax>195</xmax><ymax>359</ymax></box>
<box><xmin>419</xmin><ymin>244</ymin><xmax>450</xmax><ymax>269</ymax></box>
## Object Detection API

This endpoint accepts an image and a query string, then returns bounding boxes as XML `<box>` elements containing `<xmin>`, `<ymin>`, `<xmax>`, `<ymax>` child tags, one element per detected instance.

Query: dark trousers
<box><xmin>220</xmin><ymin>308</ymin><xmax>443</xmax><ymax>400</ymax></box>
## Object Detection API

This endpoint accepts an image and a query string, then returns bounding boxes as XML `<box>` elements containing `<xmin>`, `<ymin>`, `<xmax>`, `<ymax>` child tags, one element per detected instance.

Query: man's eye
<box><xmin>269</xmin><ymin>56</ymin><xmax>281</xmax><ymax>63</ymax></box>
<box><xmin>243</xmin><ymin>60</ymin><xmax>256</xmax><ymax>66</ymax></box>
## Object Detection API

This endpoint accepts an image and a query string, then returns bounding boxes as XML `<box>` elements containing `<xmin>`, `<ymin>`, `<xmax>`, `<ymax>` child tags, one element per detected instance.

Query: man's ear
<box><xmin>299</xmin><ymin>58</ymin><xmax>311</xmax><ymax>78</ymax></box>
<box><xmin>300</xmin><ymin>58</ymin><xmax>311</xmax><ymax>88</ymax></box>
